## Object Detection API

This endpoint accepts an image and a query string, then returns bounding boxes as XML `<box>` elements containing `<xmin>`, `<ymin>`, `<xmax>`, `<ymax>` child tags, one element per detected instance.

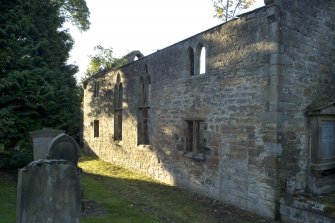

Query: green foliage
<box><xmin>0</xmin><ymin>0</ymin><xmax>86</xmax><ymax>149</ymax></box>
<box><xmin>1</xmin><ymin>149</ymin><xmax>33</xmax><ymax>169</ymax></box>
<box><xmin>1</xmin><ymin>142</ymin><xmax>33</xmax><ymax>169</ymax></box>
<box><xmin>212</xmin><ymin>0</ymin><xmax>255</xmax><ymax>21</ymax></box>
<box><xmin>56</xmin><ymin>0</ymin><xmax>91</xmax><ymax>31</ymax></box>
<box><xmin>83</xmin><ymin>45</ymin><xmax>127</xmax><ymax>81</ymax></box>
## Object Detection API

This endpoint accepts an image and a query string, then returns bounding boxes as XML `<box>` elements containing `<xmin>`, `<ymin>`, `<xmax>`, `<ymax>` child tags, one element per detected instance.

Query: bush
<box><xmin>1</xmin><ymin>143</ymin><xmax>33</xmax><ymax>169</ymax></box>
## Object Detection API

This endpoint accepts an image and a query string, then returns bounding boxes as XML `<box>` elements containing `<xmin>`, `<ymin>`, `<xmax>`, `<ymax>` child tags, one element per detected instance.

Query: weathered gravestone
<box><xmin>30</xmin><ymin>129</ymin><xmax>80</xmax><ymax>166</ymax></box>
<box><xmin>48</xmin><ymin>133</ymin><xmax>79</xmax><ymax>166</ymax></box>
<box><xmin>30</xmin><ymin>129</ymin><xmax>64</xmax><ymax>161</ymax></box>
<box><xmin>16</xmin><ymin>160</ymin><xmax>81</xmax><ymax>223</ymax></box>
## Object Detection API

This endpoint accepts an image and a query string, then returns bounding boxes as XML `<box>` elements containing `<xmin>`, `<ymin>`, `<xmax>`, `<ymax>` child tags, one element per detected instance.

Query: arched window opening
<box><xmin>145</xmin><ymin>64</ymin><xmax>148</xmax><ymax>74</ymax></box>
<box><xmin>200</xmin><ymin>46</ymin><xmax>206</xmax><ymax>74</ymax></box>
<box><xmin>114</xmin><ymin>74</ymin><xmax>123</xmax><ymax>141</ymax></box>
<box><xmin>138</xmin><ymin>74</ymin><xmax>151</xmax><ymax>145</ymax></box>
<box><xmin>139</xmin><ymin>76</ymin><xmax>144</xmax><ymax>105</ymax></box>
<box><xmin>134</xmin><ymin>56</ymin><xmax>139</xmax><ymax>61</ymax></box>
<box><xmin>195</xmin><ymin>43</ymin><xmax>206</xmax><ymax>75</ymax></box>
<box><xmin>188</xmin><ymin>47</ymin><xmax>195</xmax><ymax>76</ymax></box>
<box><xmin>93</xmin><ymin>81</ymin><xmax>99</xmax><ymax>97</ymax></box>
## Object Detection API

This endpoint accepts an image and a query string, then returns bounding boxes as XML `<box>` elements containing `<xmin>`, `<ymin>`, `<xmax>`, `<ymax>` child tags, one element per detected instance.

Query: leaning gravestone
<box><xmin>30</xmin><ymin>129</ymin><xmax>64</xmax><ymax>160</ymax></box>
<box><xmin>47</xmin><ymin>133</ymin><xmax>80</xmax><ymax>166</ymax></box>
<box><xmin>16</xmin><ymin>160</ymin><xmax>81</xmax><ymax>223</ymax></box>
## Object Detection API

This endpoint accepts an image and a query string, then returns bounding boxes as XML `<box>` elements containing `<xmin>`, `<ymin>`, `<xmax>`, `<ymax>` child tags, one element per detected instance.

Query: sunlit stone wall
<box><xmin>83</xmin><ymin>0</ymin><xmax>335</xmax><ymax>220</ymax></box>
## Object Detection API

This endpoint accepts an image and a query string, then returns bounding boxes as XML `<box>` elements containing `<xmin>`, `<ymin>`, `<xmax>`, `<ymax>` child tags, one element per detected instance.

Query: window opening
<box><xmin>200</xmin><ymin>46</ymin><xmax>206</xmax><ymax>74</ymax></box>
<box><xmin>93</xmin><ymin>120</ymin><xmax>99</xmax><ymax>138</ymax></box>
<box><xmin>195</xmin><ymin>43</ymin><xmax>206</xmax><ymax>75</ymax></box>
<box><xmin>188</xmin><ymin>47</ymin><xmax>195</xmax><ymax>76</ymax></box>
<box><xmin>114</xmin><ymin>74</ymin><xmax>123</xmax><ymax>141</ymax></box>
<box><xmin>186</xmin><ymin>120</ymin><xmax>200</xmax><ymax>153</ymax></box>
<box><xmin>93</xmin><ymin>81</ymin><xmax>99</xmax><ymax>97</ymax></box>
<box><xmin>138</xmin><ymin>70</ymin><xmax>151</xmax><ymax>145</ymax></box>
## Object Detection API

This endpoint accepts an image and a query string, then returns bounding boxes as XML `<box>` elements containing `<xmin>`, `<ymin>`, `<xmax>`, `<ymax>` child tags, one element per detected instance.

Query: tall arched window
<box><xmin>199</xmin><ymin>46</ymin><xmax>206</xmax><ymax>74</ymax></box>
<box><xmin>195</xmin><ymin>43</ymin><xmax>206</xmax><ymax>75</ymax></box>
<box><xmin>188</xmin><ymin>47</ymin><xmax>195</xmax><ymax>76</ymax></box>
<box><xmin>114</xmin><ymin>73</ymin><xmax>123</xmax><ymax>141</ymax></box>
<box><xmin>138</xmin><ymin>66</ymin><xmax>151</xmax><ymax>145</ymax></box>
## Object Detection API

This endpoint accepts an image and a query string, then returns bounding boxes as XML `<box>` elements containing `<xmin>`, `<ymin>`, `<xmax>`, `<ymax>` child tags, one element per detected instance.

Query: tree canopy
<box><xmin>82</xmin><ymin>45</ymin><xmax>127</xmax><ymax>82</ymax></box>
<box><xmin>212</xmin><ymin>0</ymin><xmax>255</xmax><ymax>22</ymax></box>
<box><xmin>0</xmin><ymin>0</ymin><xmax>90</xmax><ymax>150</ymax></box>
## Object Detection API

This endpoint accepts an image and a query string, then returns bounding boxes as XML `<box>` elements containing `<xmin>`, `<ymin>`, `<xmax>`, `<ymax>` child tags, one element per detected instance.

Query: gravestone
<box><xmin>48</xmin><ymin>133</ymin><xmax>80</xmax><ymax>166</ymax></box>
<box><xmin>16</xmin><ymin>160</ymin><xmax>81</xmax><ymax>223</ymax></box>
<box><xmin>30</xmin><ymin>129</ymin><xmax>64</xmax><ymax>160</ymax></box>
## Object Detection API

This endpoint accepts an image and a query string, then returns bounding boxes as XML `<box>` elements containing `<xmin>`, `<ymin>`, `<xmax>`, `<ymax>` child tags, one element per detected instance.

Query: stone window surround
<box><xmin>183</xmin><ymin>117</ymin><xmax>206</xmax><ymax>161</ymax></box>
<box><xmin>187</xmin><ymin>42</ymin><xmax>207</xmax><ymax>77</ymax></box>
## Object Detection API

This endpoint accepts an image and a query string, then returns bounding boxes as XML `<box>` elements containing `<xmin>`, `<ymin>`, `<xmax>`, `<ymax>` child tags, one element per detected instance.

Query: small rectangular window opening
<box><xmin>186</xmin><ymin>120</ymin><xmax>201</xmax><ymax>153</ymax></box>
<box><xmin>94</xmin><ymin>120</ymin><xmax>99</xmax><ymax>138</ymax></box>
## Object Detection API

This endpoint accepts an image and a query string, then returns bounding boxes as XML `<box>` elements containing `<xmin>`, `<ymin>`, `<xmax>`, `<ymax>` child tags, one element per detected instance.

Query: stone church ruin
<box><xmin>83</xmin><ymin>0</ymin><xmax>335</xmax><ymax>221</ymax></box>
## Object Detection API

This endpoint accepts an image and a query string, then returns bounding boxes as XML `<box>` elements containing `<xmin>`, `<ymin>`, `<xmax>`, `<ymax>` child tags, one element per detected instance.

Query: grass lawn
<box><xmin>0</xmin><ymin>173</ymin><xmax>16</xmax><ymax>223</ymax></box>
<box><xmin>79</xmin><ymin>156</ymin><xmax>271</xmax><ymax>223</ymax></box>
<box><xmin>0</xmin><ymin>155</ymin><xmax>272</xmax><ymax>223</ymax></box>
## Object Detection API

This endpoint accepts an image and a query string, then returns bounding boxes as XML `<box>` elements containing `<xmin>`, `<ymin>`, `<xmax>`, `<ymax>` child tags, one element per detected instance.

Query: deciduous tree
<box><xmin>212</xmin><ymin>0</ymin><xmax>255</xmax><ymax>22</ymax></box>
<box><xmin>82</xmin><ymin>45</ymin><xmax>126</xmax><ymax>81</ymax></box>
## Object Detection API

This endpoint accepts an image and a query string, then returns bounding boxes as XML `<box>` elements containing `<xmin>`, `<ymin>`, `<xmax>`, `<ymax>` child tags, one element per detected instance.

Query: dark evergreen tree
<box><xmin>0</xmin><ymin>0</ymin><xmax>89</xmax><ymax>150</ymax></box>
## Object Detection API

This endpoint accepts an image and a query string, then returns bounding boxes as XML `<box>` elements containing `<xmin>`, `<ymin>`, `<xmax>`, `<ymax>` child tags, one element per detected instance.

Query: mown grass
<box><xmin>0</xmin><ymin>155</ymin><xmax>271</xmax><ymax>223</ymax></box>
<box><xmin>79</xmin><ymin>156</ymin><xmax>270</xmax><ymax>223</ymax></box>
<box><xmin>81</xmin><ymin>176</ymin><xmax>159</xmax><ymax>223</ymax></box>
<box><xmin>80</xmin><ymin>157</ymin><xmax>218</xmax><ymax>223</ymax></box>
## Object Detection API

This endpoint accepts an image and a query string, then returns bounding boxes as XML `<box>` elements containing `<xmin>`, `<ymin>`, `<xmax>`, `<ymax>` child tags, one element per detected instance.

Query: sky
<box><xmin>66</xmin><ymin>0</ymin><xmax>265</xmax><ymax>81</ymax></box>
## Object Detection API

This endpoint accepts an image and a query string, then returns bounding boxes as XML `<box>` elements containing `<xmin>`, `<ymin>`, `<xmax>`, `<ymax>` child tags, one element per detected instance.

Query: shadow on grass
<box><xmin>0</xmin><ymin>157</ymin><xmax>275</xmax><ymax>223</ymax></box>
<box><xmin>0</xmin><ymin>171</ymin><xmax>17</xmax><ymax>223</ymax></box>
<box><xmin>80</xmin><ymin>157</ymin><xmax>275</xmax><ymax>223</ymax></box>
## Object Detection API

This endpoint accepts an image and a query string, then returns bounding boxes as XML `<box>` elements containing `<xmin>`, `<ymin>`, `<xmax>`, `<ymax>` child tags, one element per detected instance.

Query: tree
<box><xmin>0</xmin><ymin>0</ymin><xmax>89</xmax><ymax>150</ymax></box>
<box><xmin>56</xmin><ymin>0</ymin><xmax>91</xmax><ymax>31</ymax></box>
<box><xmin>212</xmin><ymin>0</ymin><xmax>255</xmax><ymax>22</ymax></box>
<box><xmin>82</xmin><ymin>45</ymin><xmax>127</xmax><ymax>81</ymax></box>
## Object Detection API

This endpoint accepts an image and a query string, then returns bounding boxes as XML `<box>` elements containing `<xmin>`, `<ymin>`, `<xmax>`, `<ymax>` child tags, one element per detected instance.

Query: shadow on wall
<box><xmin>83</xmin><ymin>6</ymin><xmax>279</xmax><ymax>191</ymax></box>
<box><xmin>79</xmin><ymin>157</ymin><xmax>273</xmax><ymax>223</ymax></box>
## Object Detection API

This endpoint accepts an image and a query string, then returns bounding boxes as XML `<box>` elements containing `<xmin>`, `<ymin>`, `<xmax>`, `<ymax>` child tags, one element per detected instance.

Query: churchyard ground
<box><xmin>0</xmin><ymin>153</ymin><xmax>275</xmax><ymax>223</ymax></box>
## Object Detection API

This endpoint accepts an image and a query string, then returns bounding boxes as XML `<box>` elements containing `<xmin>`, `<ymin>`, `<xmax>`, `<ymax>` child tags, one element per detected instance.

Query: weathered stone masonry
<box><xmin>83</xmin><ymin>0</ymin><xmax>335</xmax><ymax>221</ymax></box>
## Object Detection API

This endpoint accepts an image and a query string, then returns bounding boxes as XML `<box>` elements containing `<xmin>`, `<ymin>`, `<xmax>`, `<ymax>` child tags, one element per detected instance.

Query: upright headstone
<box><xmin>16</xmin><ymin>160</ymin><xmax>81</xmax><ymax>223</ymax></box>
<box><xmin>30</xmin><ymin>129</ymin><xmax>64</xmax><ymax>160</ymax></box>
<box><xmin>48</xmin><ymin>133</ymin><xmax>79</xmax><ymax>166</ymax></box>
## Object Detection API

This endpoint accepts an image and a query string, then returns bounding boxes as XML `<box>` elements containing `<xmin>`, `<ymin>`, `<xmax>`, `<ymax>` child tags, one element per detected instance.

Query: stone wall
<box><xmin>83</xmin><ymin>0</ymin><xmax>335</xmax><ymax>220</ymax></box>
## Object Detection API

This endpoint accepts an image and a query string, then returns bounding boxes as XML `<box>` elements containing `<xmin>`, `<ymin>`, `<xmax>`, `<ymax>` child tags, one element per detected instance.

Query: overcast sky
<box><xmin>66</xmin><ymin>0</ymin><xmax>265</xmax><ymax>81</ymax></box>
